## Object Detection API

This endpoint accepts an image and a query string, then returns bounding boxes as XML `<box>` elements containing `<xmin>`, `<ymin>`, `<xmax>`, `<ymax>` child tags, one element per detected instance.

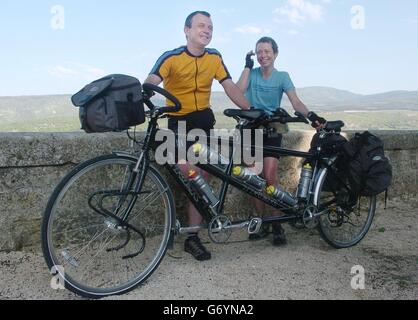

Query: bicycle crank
<box><xmin>208</xmin><ymin>215</ymin><xmax>232</xmax><ymax>244</ymax></box>
<box><xmin>303</xmin><ymin>205</ymin><xmax>319</xmax><ymax>229</ymax></box>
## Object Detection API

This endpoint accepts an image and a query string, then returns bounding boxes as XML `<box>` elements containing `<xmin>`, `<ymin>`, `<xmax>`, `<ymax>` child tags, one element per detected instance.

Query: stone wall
<box><xmin>0</xmin><ymin>131</ymin><xmax>417</xmax><ymax>252</ymax></box>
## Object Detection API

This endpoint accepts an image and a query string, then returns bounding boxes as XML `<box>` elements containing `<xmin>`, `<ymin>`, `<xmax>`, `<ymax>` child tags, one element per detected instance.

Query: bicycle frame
<box><xmin>119</xmin><ymin>113</ymin><xmax>347</xmax><ymax>232</ymax></box>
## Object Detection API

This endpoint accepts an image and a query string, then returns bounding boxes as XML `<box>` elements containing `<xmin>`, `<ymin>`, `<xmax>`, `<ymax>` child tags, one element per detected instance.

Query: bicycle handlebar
<box><xmin>142</xmin><ymin>83</ymin><xmax>182</xmax><ymax>114</ymax></box>
<box><xmin>258</xmin><ymin>110</ymin><xmax>309</xmax><ymax>127</ymax></box>
<box><xmin>263</xmin><ymin>110</ymin><xmax>347</xmax><ymax>133</ymax></box>
<box><xmin>270</xmin><ymin>111</ymin><xmax>310</xmax><ymax>125</ymax></box>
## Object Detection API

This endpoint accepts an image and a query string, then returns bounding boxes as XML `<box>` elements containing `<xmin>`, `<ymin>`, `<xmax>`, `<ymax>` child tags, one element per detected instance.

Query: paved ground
<box><xmin>0</xmin><ymin>199</ymin><xmax>417</xmax><ymax>300</ymax></box>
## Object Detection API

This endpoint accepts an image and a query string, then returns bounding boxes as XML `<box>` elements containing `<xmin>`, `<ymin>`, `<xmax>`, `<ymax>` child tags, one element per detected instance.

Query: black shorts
<box><xmin>249</xmin><ymin>128</ymin><xmax>282</xmax><ymax>146</ymax></box>
<box><xmin>168</xmin><ymin>108</ymin><xmax>216</xmax><ymax>155</ymax></box>
<box><xmin>263</xmin><ymin>134</ymin><xmax>283</xmax><ymax>148</ymax></box>
<box><xmin>249</xmin><ymin>129</ymin><xmax>283</xmax><ymax>160</ymax></box>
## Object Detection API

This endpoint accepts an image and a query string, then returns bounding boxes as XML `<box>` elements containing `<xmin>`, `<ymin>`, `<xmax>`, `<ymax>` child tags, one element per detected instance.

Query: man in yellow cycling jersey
<box><xmin>145</xmin><ymin>11</ymin><xmax>249</xmax><ymax>261</ymax></box>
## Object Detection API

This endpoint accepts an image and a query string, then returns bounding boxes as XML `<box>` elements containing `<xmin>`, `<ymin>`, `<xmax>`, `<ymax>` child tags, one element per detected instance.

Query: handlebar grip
<box><xmin>142</xmin><ymin>83</ymin><xmax>182</xmax><ymax>113</ymax></box>
<box><xmin>269</xmin><ymin>115</ymin><xmax>308</xmax><ymax>124</ymax></box>
<box><xmin>282</xmin><ymin>117</ymin><xmax>307</xmax><ymax>124</ymax></box>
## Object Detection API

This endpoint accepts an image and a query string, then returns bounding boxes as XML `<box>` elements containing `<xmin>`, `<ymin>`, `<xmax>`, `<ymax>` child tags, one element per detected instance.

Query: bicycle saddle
<box><xmin>325</xmin><ymin>121</ymin><xmax>345</xmax><ymax>132</ymax></box>
<box><xmin>224</xmin><ymin>109</ymin><xmax>266</xmax><ymax>121</ymax></box>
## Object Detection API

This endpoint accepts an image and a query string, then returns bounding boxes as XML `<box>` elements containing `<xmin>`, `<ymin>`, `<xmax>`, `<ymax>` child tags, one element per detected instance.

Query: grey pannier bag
<box><xmin>71</xmin><ymin>74</ymin><xmax>145</xmax><ymax>133</ymax></box>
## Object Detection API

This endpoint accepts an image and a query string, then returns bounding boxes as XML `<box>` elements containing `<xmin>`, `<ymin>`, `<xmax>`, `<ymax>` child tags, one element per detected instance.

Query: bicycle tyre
<box><xmin>316</xmin><ymin>170</ymin><xmax>376</xmax><ymax>249</ymax></box>
<box><xmin>41</xmin><ymin>154</ymin><xmax>175</xmax><ymax>298</ymax></box>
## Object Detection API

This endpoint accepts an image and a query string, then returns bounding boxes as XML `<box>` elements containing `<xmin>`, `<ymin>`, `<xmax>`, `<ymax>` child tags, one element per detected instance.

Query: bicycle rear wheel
<box><xmin>317</xmin><ymin>171</ymin><xmax>376</xmax><ymax>249</ymax></box>
<box><xmin>41</xmin><ymin>154</ymin><xmax>175</xmax><ymax>298</ymax></box>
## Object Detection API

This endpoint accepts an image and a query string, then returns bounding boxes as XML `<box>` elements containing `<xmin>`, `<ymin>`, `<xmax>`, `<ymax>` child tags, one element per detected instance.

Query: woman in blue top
<box><xmin>237</xmin><ymin>37</ymin><xmax>326</xmax><ymax>245</ymax></box>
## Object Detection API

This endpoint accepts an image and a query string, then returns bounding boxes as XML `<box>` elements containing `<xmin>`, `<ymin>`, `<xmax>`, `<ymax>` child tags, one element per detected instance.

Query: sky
<box><xmin>0</xmin><ymin>0</ymin><xmax>417</xmax><ymax>96</ymax></box>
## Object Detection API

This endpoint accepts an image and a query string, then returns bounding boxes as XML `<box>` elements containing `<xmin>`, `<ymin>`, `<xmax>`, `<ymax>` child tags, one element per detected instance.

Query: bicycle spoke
<box><xmin>52</xmin><ymin>223</ymin><xmax>104</xmax><ymax>237</ymax></box>
<box><xmin>126</xmin><ymin>188</ymin><xmax>168</xmax><ymax>223</ymax></box>
<box><xmin>78</xmin><ymin>232</ymin><xmax>120</xmax><ymax>284</ymax></box>
<box><xmin>71</xmin><ymin>227</ymin><xmax>111</xmax><ymax>261</ymax></box>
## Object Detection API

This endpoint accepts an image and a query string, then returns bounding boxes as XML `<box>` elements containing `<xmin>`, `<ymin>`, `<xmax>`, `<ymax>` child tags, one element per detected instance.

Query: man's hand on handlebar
<box><xmin>142</xmin><ymin>83</ymin><xmax>182</xmax><ymax>114</ymax></box>
<box><xmin>307</xmin><ymin>111</ymin><xmax>327</xmax><ymax>131</ymax></box>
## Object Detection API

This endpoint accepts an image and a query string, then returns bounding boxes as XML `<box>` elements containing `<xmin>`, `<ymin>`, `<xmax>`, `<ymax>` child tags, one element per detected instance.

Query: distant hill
<box><xmin>0</xmin><ymin>94</ymin><xmax>74</xmax><ymax>124</ymax></box>
<box><xmin>211</xmin><ymin>87</ymin><xmax>418</xmax><ymax>112</ymax></box>
<box><xmin>347</xmin><ymin>90</ymin><xmax>418</xmax><ymax>108</ymax></box>
<box><xmin>1</xmin><ymin>87</ymin><xmax>418</xmax><ymax>125</ymax></box>
<box><xmin>287</xmin><ymin>87</ymin><xmax>361</xmax><ymax>107</ymax></box>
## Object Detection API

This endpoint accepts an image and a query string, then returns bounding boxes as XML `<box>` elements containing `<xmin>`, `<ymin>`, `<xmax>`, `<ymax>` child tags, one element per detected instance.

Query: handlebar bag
<box><xmin>71</xmin><ymin>74</ymin><xmax>145</xmax><ymax>133</ymax></box>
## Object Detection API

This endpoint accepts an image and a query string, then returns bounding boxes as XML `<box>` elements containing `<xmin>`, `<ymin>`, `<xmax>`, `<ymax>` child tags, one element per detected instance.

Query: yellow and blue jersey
<box><xmin>150</xmin><ymin>46</ymin><xmax>231</xmax><ymax>116</ymax></box>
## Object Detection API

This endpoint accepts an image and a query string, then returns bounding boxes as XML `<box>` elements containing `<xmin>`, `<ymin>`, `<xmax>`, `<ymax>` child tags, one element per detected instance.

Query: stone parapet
<box><xmin>0</xmin><ymin>131</ymin><xmax>416</xmax><ymax>252</ymax></box>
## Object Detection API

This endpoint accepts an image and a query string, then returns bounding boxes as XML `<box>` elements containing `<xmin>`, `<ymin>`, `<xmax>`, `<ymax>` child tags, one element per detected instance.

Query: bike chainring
<box><xmin>303</xmin><ymin>205</ymin><xmax>319</xmax><ymax>229</ymax></box>
<box><xmin>208</xmin><ymin>215</ymin><xmax>232</xmax><ymax>244</ymax></box>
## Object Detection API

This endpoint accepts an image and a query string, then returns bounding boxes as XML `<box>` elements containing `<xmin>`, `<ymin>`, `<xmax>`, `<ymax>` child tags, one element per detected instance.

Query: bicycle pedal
<box><xmin>247</xmin><ymin>218</ymin><xmax>263</xmax><ymax>235</ymax></box>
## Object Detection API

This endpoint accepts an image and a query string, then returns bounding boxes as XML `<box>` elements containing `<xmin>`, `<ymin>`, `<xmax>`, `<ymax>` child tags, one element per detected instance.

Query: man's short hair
<box><xmin>256</xmin><ymin>37</ymin><xmax>279</xmax><ymax>54</ymax></box>
<box><xmin>185</xmin><ymin>11</ymin><xmax>211</xmax><ymax>28</ymax></box>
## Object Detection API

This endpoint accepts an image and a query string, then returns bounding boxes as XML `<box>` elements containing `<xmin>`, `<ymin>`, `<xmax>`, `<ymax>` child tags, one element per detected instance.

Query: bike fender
<box><xmin>112</xmin><ymin>151</ymin><xmax>139</xmax><ymax>161</ymax></box>
<box><xmin>313</xmin><ymin>168</ymin><xmax>328</xmax><ymax>207</ymax></box>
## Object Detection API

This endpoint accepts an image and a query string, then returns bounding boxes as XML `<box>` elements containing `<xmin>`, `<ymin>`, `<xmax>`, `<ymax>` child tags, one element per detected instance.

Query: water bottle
<box><xmin>297</xmin><ymin>163</ymin><xmax>313</xmax><ymax>200</ymax></box>
<box><xmin>192</xmin><ymin>143</ymin><xmax>229</xmax><ymax>166</ymax></box>
<box><xmin>232</xmin><ymin>166</ymin><xmax>267</xmax><ymax>190</ymax></box>
<box><xmin>188</xmin><ymin>170</ymin><xmax>220</xmax><ymax>208</ymax></box>
<box><xmin>266</xmin><ymin>185</ymin><xmax>298</xmax><ymax>206</ymax></box>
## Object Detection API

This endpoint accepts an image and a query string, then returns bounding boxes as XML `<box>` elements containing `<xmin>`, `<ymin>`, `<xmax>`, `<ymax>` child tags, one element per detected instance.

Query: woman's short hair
<box><xmin>256</xmin><ymin>37</ymin><xmax>279</xmax><ymax>54</ymax></box>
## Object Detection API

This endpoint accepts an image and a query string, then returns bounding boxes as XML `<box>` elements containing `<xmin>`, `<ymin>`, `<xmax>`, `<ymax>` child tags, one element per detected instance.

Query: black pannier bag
<box><xmin>343</xmin><ymin>131</ymin><xmax>392</xmax><ymax>196</ymax></box>
<box><xmin>71</xmin><ymin>74</ymin><xmax>145</xmax><ymax>133</ymax></box>
<box><xmin>309</xmin><ymin>132</ymin><xmax>349</xmax><ymax>192</ymax></box>
<box><xmin>310</xmin><ymin>132</ymin><xmax>348</xmax><ymax>156</ymax></box>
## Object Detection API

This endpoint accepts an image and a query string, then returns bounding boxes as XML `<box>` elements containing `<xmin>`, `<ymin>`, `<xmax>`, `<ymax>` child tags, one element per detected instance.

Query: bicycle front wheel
<box><xmin>41</xmin><ymin>154</ymin><xmax>175</xmax><ymax>298</ymax></box>
<box><xmin>317</xmin><ymin>171</ymin><xmax>376</xmax><ymax>249</ymax></box>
